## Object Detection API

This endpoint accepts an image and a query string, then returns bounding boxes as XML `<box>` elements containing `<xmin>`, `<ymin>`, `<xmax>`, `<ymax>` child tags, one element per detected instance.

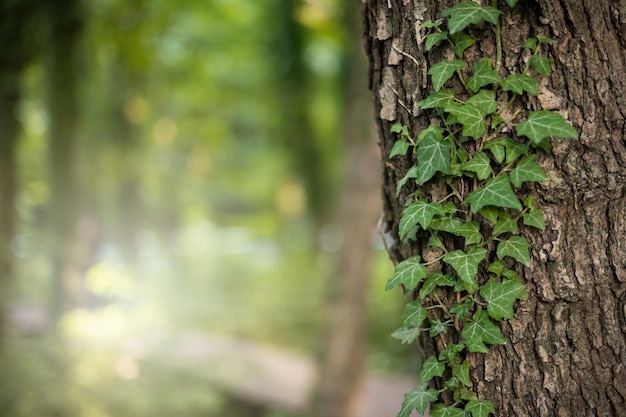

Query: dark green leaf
<box><xmin>450</xmin><ymin>298</ymin><xmax>474</xmax><ymax>320</ymax></box>
<box><xmin>443</xmin><ymin>2</ymin><xmax>502</xmax><ymax>34</ymax></box>
<box><xmin>450</xmin><ymin>32</ymin><xmax>476</xmax><ymax>57</ymax></box>
<box><xmin>480</xmin><ymin>277</ymin><xmax>527</xmax><ymax>320</ymax></box>
<box><xmin>516</xmin><ymin>73</ymin><xmax>538</xmax><ymax>96</ymax></box>
<box><xmin>462</xmin><ymin>310</ymin><xmax>506</xmax><ymax>353</ymax></box>
<box><xmin>443</xmin><ymin>246</ymin><xmax>487</xmax><ymax>288</ymax></box>
<box><xmin>399</xmin><ymin>200</ymin><xmax>448</xmax><ymax>239</ymax></box>
<box><xmin>455</xmin><ymin>221</ymin><xmax>483</xmax><ymax>245</ymax></box>
<box><xmin>466</xmin><ymin>89</ymin><xmax>497</xmax><ymax>114</ymax></box>
<box><xmin>418</xmin><ymin>88</ymin><xmax>456</xmax><ymax>110</ymax></box>
<box><xmin>385</xmin><ymin>256</ymin><xmax>427</xmax><ymax>291</ymax></box>
<box><xmin>439</xmin><ymin>343</ymin><xmax>465</xmax><ymax>363</ymax></box>
<box><xmin>431</xmin><ymin>403</ymin><xmax>466</xmax><ymax>417</ymax></box>
<box><xmin>466</xmin><ymin>58</ymin><xmax>501</xmax><ymax>93</ymax></box>
<box><xmin>497</xmin><ymin>235</ymin><xmax>531</xmax><ymax>266</ymax></box>
<box><xmin>420</xmin><ymin>356</ymin><xmax>446</xmax><ymax>383</ymax></box>
<box><xmin>530</xmin><ymin>54</ymin><xmax>551</xmax><ymax>76</ymax></box>
<box><xmin>478</xmin><ymin>206</ymin><xmax>500</xmax><ymax>224</ymax></box>
<box><xmin>429</xmin><ymin>318</ymin><xmax>447</xmax><ymax>336</ymax></box>
<box><xmin>483</xmin><ymin>140</ymin><xmax>505</xmax><ymax>163</ymax></box>
<box><xmin>429</xmin><ymin>60</ymin><xmax>466</xmax><ymax>91</ymax></box>
<box><xmin>505</xmin><ymin>0</ymin><xmax>519</xmax><ymax>6</ymax></box>
<box><xmin>430</xmin><ymin>216</ymin><xmax>464</xmax><ymax>234</ymax></box>
<box><xmin>462</xmin><ymin>151</ymin><xmax>493</xmax><ymax>180</ymax></box>
<box><xmin>402</xmin><ymin>299</ymin><xmax>428</xmax><ymax>326</ymax></box>
<box><xmin>390</xmin><ymin>139</ymin><xmax>411</xmax><ymax>158</ymax></box>
<box><xmin>391</xmin><ymin>123</ymin><xmax>405</xmax><ymax>133</ymax></box>
<box><xmin>420</xmin><ymin>271</ymin><xmax>456</xmax><ymax>298</ymax></box>
<box><xmin>426</xmin><ymin>31</ymin><xmax>449</xmax><ymax>50</ymax></box>
<box><xmin>523</xmin><ymin>209</ymin><xmax>545</xmax><ymax>230</ymax></box>
<box><xmin>452</xmin><ymin>359</ymin><xmax>471</xmax><ymax>386</ymax></box>
<box><xmin>487</xmin><ymin>260</ymin><xmax>506</xmax><ymax>277</ymax></box>
<box><xmin>492</xmin><ymin>211</ymin><xmax>518</xmax><ymax>236</ymax></box>
<box><xmin>537</xmin><ymin>35</ymin><xmax>554</xmax><ymax>45</ymax></box>
<box><xmin>523</xmin><ymin>37</ymin><xmax>537</xmax><ymax>52</ymax></box>
<box><xmin>505</xmin><ymin>142</ymin><xmax>529</xmax><ymax>164</ymax></box>
<box><xmin>501</xmin><ymin>75</ymin><xmax>523</xmax><ymax>95</ymax></box>
<box><xmin>465</xmin><ymin>175</ymin><xmax>523</xmax><ymax>213</ymax></box>
<box><xmin>510</xmin><ymin>154</ymin><xmax>548</xmax><ymax>187</ymax></box>
<box><xmin>466</xmin><ymin>400</ymin><xmax>495</xmax><ymax>417</ymax></box>
<box><xmin>398</xmin><ymin>384</ymin><xmax>439</xmax><ymax>417</ymax></box>
<box><xmin>422</xmin><ymin>19</ymin><xmax>442</xmax><ymax>29</ymax></box>
<box><xmin>416</xmin><ymin>133</ymin><xmax>452</xmax><ymax>185</ymax></box>
<box><xmin>447</xmin><ymin>103</ymin><xmax>487</xmax><ymax>138</ymax></box>
<box><xmin>396</xmin><ymin>165</ymin><xmax>418</xmax><ymax>197</ymax></box>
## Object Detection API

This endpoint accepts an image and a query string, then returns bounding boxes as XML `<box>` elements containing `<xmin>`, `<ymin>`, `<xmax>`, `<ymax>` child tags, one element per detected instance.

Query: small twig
<box><xmin>387</xmin><ymin>0</ymin><xmax>392</xmax><ymax>9</ymax></box>
<box><xmin>387</xmin><ymin>82</ymin><xmax>412</xmax><ymax>115</ymax></box>
<box><xmin>391</xmin><ymin>45</ymin><xmax>420</xmax><ymax>66</ymax></box>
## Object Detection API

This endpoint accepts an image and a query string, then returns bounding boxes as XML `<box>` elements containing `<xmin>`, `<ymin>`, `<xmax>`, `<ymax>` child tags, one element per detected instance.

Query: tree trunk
<box><xmin>363</xmin><ymin>1</ymin><xmax>626</xmax><ymax>416</ymax></box>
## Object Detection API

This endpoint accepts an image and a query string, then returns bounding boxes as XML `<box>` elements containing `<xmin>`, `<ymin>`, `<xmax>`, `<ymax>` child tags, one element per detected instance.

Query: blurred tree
<box><xmin>44</xmin><ymin>0</ymin><xmax>87</xmax><ymax>318</ymax></box>
<box><xmin>0</xmin><ymin>0</ymin><xmax>41</xmax><ymax>343</ymax></box>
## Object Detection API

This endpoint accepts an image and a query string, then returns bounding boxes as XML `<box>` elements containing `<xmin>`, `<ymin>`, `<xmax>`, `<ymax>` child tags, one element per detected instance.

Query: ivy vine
<box><xmin>385</xmin><ymin>1</ymin><xmax>577</xmax><ymax>417</ymax></box>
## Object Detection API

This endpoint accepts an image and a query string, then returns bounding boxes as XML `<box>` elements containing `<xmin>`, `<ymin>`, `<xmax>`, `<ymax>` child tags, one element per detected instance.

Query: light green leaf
<box><xmin>420</xmin><ymin>271</ymin><xmax>456</xmax><ymax>298</ymax></box>
<box><xmin>431</xmin><ymin>403</ymin><xmax>466</xmax><ymax>417</ymax></box>
<box><xmin>523</xmin><ymin>37</ymin><xmax>538</xmax><ymax>52</ymax></box>
<box><xmin>398</xmin><ymin>384</ymin><xmax>439</xmax><ymax>417</ymax></box>
<box><xmin>447</xmin><ymin>103</ymin><xmax>487</xmax><ymax>138</ymax></box>
<box><xmin>479</xmin><ymin>206</ymin><xmax>500</xmax><ymax>224</ymax></box>
<box><xmin>418</xmin><ymin>88</ymin><xmax>456</xmax><ymax>110</ymax></box>
<box><xmin>452</xmin><ymin>359</ymin><xmax>471</xmax><ymax>386</ymax></box>
<box><xmin>462</xmin><ymin>309</ymin><xmax>506</xmax><ymax>353</ymax></box>
<box><xmin>443</xmin><ymin>1</ymin><xmax>502</xmax><ymax>34</ymax></box>
<box><xmin>492</xmin><ymin>212</ymin><xmax>518</xmax><ymax>237</ymax></box>
<box><xmin>396</xmin><ymin>165</ymin><xmax>418</xmax><ymax>196</ymax></box>
<box><xmin>385</xmin><ymin>256</ymin><xmax>428</xmax><ymax>291</ymax></box>
<box><xmin>422</xmin><ymin>19</ymin><xmax>443</xmax><ymax>29</ymax></box>
<box><xmin>466</xmin><ymin>89</ymin><xmax>497</xmax><ymax>114</ymax></box>
<box><xmin>462</xmin><ymin>151</ymin><xmax>493</xmax><ymax>180</ymax></box>
<box><xmin>505</xmin><ymin>0</ymin><xmax>519</xmax><ymax>6</ymax></box>
<box><xmin>391</xmin><ymin>325</ymin><xmax>421</xmax><ymax>344</ymax></box>
<box><xmin>426</xmin><ymin>31</ymin><xmax>449</xmax><ymax>50</ymax></box>
<box><xmin>390</xmin><ymin>139</ymin><xmax>411</xmax><ymax>158</ymax></box>
<box><xmin>466</xmin><ymin>400</ymin><xmax>495</xmax><ymax>417</ymax></box>
<box><xmin>429</xmin><ymin>60</ymin><xmax>466</xmax><ymax>91</ymax></box>
<box><xmin>391</xmin><ymin>123</ymin><xmax>406</xmax><ymax>134</ymax></box>
<box><xmin>443</xmin><ymin>246</ymin><xmax>487</xmax><ymax>289</ymax></box>
<box><xmin>480</xmin><ymin>277</ymin><xmax>527</xmax><ymax>320</ymax></box>
<box><xmin>420</xmin><ymin>356</ymin><xmax>445</xmax><ymax>383</ymax></box>
<box><xmin>523</xmin><ymin>209</ymin><xmax>545</xmax><ymax>230</ymax></box>
<box><xmin>466</xmin><ymin>58</ymin><xmax>501</xmax><ymax>93</ymax></box>
<box><xmin>537</xmin><ymin>35</ymin><xmax>554</xmax><ymax>45</ymax></box>
<box><xmin>510</xmin><ymin>154</ymin><xmax>548</xmax><ymax>187</ymax></box>
<box><xmin>497</xmin><ymin>236</ymin><xmax>531</xmax><ymax>266</ymax></box>
<box><xmin>402</xmin><ymin>299</ymin><xmax>428</xmax><ymax>326</ymax></box>
<box><xmin>399</xmin><ymin>200</ymin><xmax>448</xmax><ymax>239</ymax></box>
<box><xmin>416</xmin><ymin>133</ymin><xmax>452</xmax><ymax>185</ymax></box>
<box><xmin>530</xmin><ymin>54</ymin><xmax>551</xmax><ymax>76</ymax></box>
<box><xmin>487</xmin><ymin>260</ymin><xmax>506</xmax><ymax>276</ymax></box>
<box><xmin>465</xmin><ymin>175</ymin><xmax>523</xmax><ymax>213</ymax></box>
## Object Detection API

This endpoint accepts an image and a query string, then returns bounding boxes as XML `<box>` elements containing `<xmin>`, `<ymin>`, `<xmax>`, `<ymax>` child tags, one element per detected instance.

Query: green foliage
<box><xmin>386</xmin><ymin>2</ymin><xmax>577</xmax><ymax>416</ymax></box>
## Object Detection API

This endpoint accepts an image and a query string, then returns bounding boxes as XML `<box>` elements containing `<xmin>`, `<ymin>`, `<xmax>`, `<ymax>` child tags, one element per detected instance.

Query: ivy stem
<box><xmin>432</xmin><ymin>291</ymin><xmax>451</xmax><ymax>317</ymax></box>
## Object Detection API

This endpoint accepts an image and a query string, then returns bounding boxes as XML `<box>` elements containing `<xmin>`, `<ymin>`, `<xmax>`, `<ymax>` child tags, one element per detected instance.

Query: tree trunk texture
<box><xmin>363</xmin><ymin>1</ymin><xmax>626</xmax><ymax>416</ymax></box>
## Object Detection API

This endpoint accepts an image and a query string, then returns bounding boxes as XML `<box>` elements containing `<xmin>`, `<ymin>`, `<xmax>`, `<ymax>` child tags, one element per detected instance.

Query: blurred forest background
<box><xmin>0</xmin><ymin>0</ymin><xmax>419</xmax><ymax>416</ymax></box>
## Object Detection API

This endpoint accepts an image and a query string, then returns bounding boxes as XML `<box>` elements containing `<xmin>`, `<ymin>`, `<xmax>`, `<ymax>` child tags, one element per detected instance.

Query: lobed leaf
<box><xmin>431</xmin><ymin>403</ymin><xmax>466</xmax><ymax>417</ymax></box>
<box><xmin>497</xmin><ymin>236</ymin><xmax>531</xmax><ymax>266</ymax></box>
<box><xmin>480</xmin><ymin>278</ymin><xmax>527</xmax><ymax>320</ymax></box>
<box><xmin>462</xmin><ymin>309</ymin><xmax>507</xmax><ymax>353</ymax></box>
<box><xmin>420</xmin><ymin>271</ymin><xmax>456</xmax><ymax>298</ymax></box>
<box><xmin>447</xmin><ymin>103</ymin><xmax>487</xmax><ymax>138</ymax></box>
<box><xmin>420</xmin><ymin>355</ymin><xmax>446</xmax><ymax>382</ymax></box>
<box><xmin>429</xmin><ymin>59</ymin><xmax>466</xmax><ymax>91</ymax></box>
<box><xmin>530</xmin><ymin>54</ymin><xmax>551</xmax><ymax>76</ymax></box>
<box><xmin>396</xmin><ymin>165</ymin><xmax>418</xmax><ymax>196</ymax></box>
<box><xmin>452</xmin><ymin>359</ymin><xmax>471</xmax><ymax>386</ymax></box>
<box><xmin>398</xmin><ymin>384</ymin><xmax>439</xmax><ymax>417</ymax></box>
<box><xmin>523</xmin><ymin>209</ymin><xmax>545</xmax><ymax>230</ymax></box>
<box><xmin>416</xmin><ymin>132</ymin><xmax>452</xmax><ymax>184</ymax></box>
<box><xmin>450</xmin><ymin>32</ymin><xmax>476</xmax><ymax>57</ymax></box>
<box><xmin>390</xmin><ymin>139</ymin><xmax>411</xmax><ymax>158</ymax></box>
<box><xmin>385</xmin><ymin>256</ymin><xmax>427</xmax><ymax>291</ymax></box>
<box><xmin>510</xmin><ymin>154</ymin><xmax>548</xmax><ymax>188</ymax></box>
<box><xmin>466</xmin><ymin>400</ymin><xmax>496</xmax><ymax>417</ymax></box>
<box><xmin>492</xmin><ymin>212</ymin><xmax>518</xmax><ymax>237</ymax></box>
<box><xmin>462</xmin><ymin>151</ymin><xmax>493</xmax><ymax>180</ymax></box>
<box><xmin>466</xmin><ymin>58</ymin><xmax>501</xmax><ymax>93</ymax></box>
<box><xmin>399</xmin><ymin>200</ymin><xmax>448</xmax><ymax>239</ymax></box>
<box><xmin>443</xmin><ymin>246</ymin><xmax>487</xmax><ymax>290</ymax></box>
<box><xmin>426</xmin><ymin>31</ymin><xmax>449</xmax><ymax>50</ymax></box>
<box><xmin>401</xmin><ymin>299</ymin><xmax>428</xmax><ymax>326</ymax></box>
<box><xmin>418</xmin><ymin>88</ymin><xmax>456</xmax><ymax>110</ymax></box>
<box><xmin>465</xmin><ymin>175</ymin><xmax>523</xmax><ymax>213</ymax></box>
<box><xmin>443</xmin><ymin>1</ymin><xmax>502</xmax><ymax>34</ymax></box>
<box><xmin>392</xmin><ymin>325</ymin><xmax>422</xmax><ymax>344</ymax></box>
<box><xmin>466</xmin><ymin>89</ymin><xmax>498</xmax><ymax>114</ymax></box>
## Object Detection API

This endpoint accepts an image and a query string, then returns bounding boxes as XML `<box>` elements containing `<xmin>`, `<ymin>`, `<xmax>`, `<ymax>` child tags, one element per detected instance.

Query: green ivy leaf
<box><xmin>530</xmin><ymin>54</ymin><xmax>551</xmax><ymax>76</ymax></box>
<box><xmin>510</xmin><ymin>154</ymin><xmax>548</xmax><ymax>188</ymax></box>
<box><xmin>452</xmin><ymin>359</ymin><xmax>471</xmax><ymax>386</ymax></box>
<box><xmin>430</xmin><ymin>216</ymin><xmax>463</xmax><ymax>234</ymax></box>
<box><xmin>429</xmin><ymin>59</ymin><xmax>466</xmax><ymax>91</ymax></box>
<box><xmin>447</xmin><ymin>103</ymin><xmax>487</xmax><ymax>138</ymax></box>
<box><xmin>505</xmin><ymin>0</ymin><xmax>519</xmax><ymax>7</ymax></box>
<box><xmin>462</xmin><ymin>309</ymin><xmax>507</xmax><ymax>353</ymax></box>
<box><xmin>516</xmin><ymin>73</ymin><xmax>538</xmax><ymax>96</ymax></box>
<box><xmin>420</xmin><ymin>271</ymin><xmax>456</xmax><ymax>298</ymax></box>
<box><xmin>483</xmin><ymin>140</ymin><xmax>505</xmax><ymax>164</ymax></box>
<box><xmin>487</xmin><ymin>260</ymin><xmax>506</xmax><ymax>277</ymax></box>
<box><xmin>420</xmin><ymin>355</ymin><xmax>446</xmax><ymax>383</ymax></box>
<box><xmin>480</xmin><ymin>278</ymin><xmax>527</xmax><ymax>320</ymax></box>
<box><xmin>450</xmin><ymin>298</ymin><xmax>474</xmax><ymax>320</ymax></box>
<box><xmin>402</xmin><ymin>299</ymin><xmax>428</xmax><ymax>326</ymax></box>
<box><xmin>465</xmin><ymin>175</ymin><xmax>523</xmax><ymax>213</ymax></box>
<box><xmin>536</xmin><ymin>35</ymin><xmax>554</xmax><ymax>45</ymax></box>
<box><xmin>390</xmin><ymin>139</ymin><xmax>411</xmax><ymax>158</ymax></box>
<box><xmin>391</xmin><ymin>325</ymin><xmax>421</xmax><ymax>344</ymax></box>
<box><xmin>500</xmin><ymin>75</ymin><xmax>523</xmax><ymax>95</ymax></box>
<box><xmin>398</xmin><ymin>384</ymin><xmax>440</xmax><ymax>417</ymax></box>
<box><xmin>418</xmin><ymin>88</ymin><xmax>456</xmax><ymax>110</ymax></box>
<box><xmin>422</xmin><ymin>19</ymin><xmax>443</xmax><ymax>29</ymax></box>
<box><xmin>443</xmin><ymin>246</ymin><xmax>487</xmax><ymax>289</ymax></box>
<box><xmin>396</xmin><ymin>165</ymin><xmax>418</xmax><ymax>197</ymax></box>
<box><xmin>466</xmin><ymin>58</ymin><xmax>501</xmax><ymax>93</ymax></box>
<box><xmin>400</xmin><ymin>200</ymin><xmax>448</xmax><ymax>239</ymax></box>
<box><xmin>523</xmin><ymin>209</ymin><xmax>545</xmax><ymax>230</ymax></box>
<box><xmin>466</xmin><ymin>400</ymin><xmax>496</xmax><ymax>417</ymax></box>
<box><xmin>505</xmin><ymin>142</ymin><xmax>529</xmax><ymax>165</ymax></box>
<box><xmin>466</xmin><ymin>89</ymin><xmax>498</xmax><ymax>114</ymax></box>
<box><xmin>497</xmin><ymin>235</ymin><xmax>531</xmax><ymax>266</ymax></box>
<box><xmin>416</xmin><ymin>132</ymin><xmax>452</xmax><ymax>185</ymax></box>
<box><xmin>455</xmin><ymin>221</ymin><xmax>483</xmax><ymax>245</ymax></box>
<box><xmin>492</xmin><ymin>211</ymin><xmax>518</xmax><ymax>237</ymax></box>
<box><xmin>450</xmin><ymin>32</ymin><xmax>475</xmax><ymax>57</ymax></box>
<box><xmin>443</xmin><ymin>1</ymin><xmax>502</xmax><ymax>34</ymax></box>
<box><xmin>462</xmin><ymin>151</ymin><xmax>493</xmax><ymax>180</ymax></box>
<box><xmin>438</xmin><ymin>343</ymin><xmax>465</xmax><ymax>363</ymax></box>
<box><xmin>385</xmin><ymin>256</ymin><xmax>427</xmax><ymax>292</ymax></box>
<box><xmin>431</xmin><ymin>403</ymin><xmax>466</xmax><ymax>417</ymax></box>
<box><xmin>429</xmin><ymin>318</ymin><xmax>447</xmax><ymax>336</ymax></box>
<box><xmin>479</xmin><ymin>206</ymin><xmax>500</xmax><ymax>224</ymax></box>
<box><xmin>426</xmin><ymin>31</ymin><xmax>449</xmax><ymax>50</ymax></box>
<box><xmin>523</xmin><ymin>37</ymin><xmax>537</xmax><ymax>52</ymax></box>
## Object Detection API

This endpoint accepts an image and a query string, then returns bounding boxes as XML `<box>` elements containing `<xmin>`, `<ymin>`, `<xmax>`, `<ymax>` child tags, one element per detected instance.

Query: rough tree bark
<box><xmin>363</xmin><ymin>1</ymin><xmax>626</xmax><ymax>416</ymax></box>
